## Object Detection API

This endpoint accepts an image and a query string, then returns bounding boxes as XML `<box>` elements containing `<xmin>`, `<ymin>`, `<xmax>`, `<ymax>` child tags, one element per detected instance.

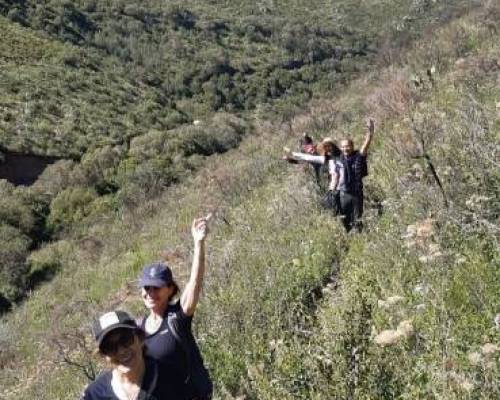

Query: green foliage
<box><xmin>1</xmin><ymin>1</ymin><xmax>499</xmax><ymax>400</ymax></box>
<box><xmin>0</xmin><ymin>0</ymin><xmax>467</xmax><ymax>311</ymax></box>
<box><xmin>0</xmin><ymin>224</ymin><xmax>30</xmax><ymax>307</ymax></box>
<box><xmin>31</xmin><ymin>160</ymin><xmax>78</xmax><ymax>201</ymax></box>
<box><xmin>0</xmin><ymin>180</ymin><xmax>35</xmax><ymax>233</ymax></box>
<box><xmin>47</xmin><ymin>186</ymin><xmax>99</xmax><ymax>234</ymax></box>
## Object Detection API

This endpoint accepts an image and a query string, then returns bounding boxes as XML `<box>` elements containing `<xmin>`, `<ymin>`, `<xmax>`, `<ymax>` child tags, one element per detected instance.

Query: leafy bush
<box><xmin>0</xmin><ymin>180</ymin><xmax>35</xmax><ymax>233</ymax></box>
<box><xmin>0</xmin><ymin>224</ymin><xmax>30</xmax><ymax>309</ymax></box>
<box><xmin>47</xmin><ymin>186</ymin><xmax>99</xmax><ymax>234</ymax></box>
<box><xmin>31</xmin><ymin>160</ymin><xmax>77</xmax><ymax>201</ymax></box>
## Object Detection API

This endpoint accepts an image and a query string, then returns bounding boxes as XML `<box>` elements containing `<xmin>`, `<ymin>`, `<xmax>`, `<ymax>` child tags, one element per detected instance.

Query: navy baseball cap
<box><xmin>139</xmin><ymin>262</ymin><xmax>173</xmax><ymax>288</ymax></box>
<box><xmin>92</xmin><ymin>310</ymin><xmax>137</xmax><ymax>346</ymax></box>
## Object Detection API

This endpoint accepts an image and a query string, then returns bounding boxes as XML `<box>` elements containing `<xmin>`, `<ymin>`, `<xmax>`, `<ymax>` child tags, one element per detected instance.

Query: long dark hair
<box><xmin>168</xmin><ymin>281</ymin><xmax>180</xmax><ymax>302</ymax></box>
<box><xmin>329</xmin><ymin>144</ymin><xmax>341</xmax><ymax>158</ymax></box>
<box><xmin>324</xmin><ymin>143</ymin><xmax>341</xmax><ymax>160</ymax></box>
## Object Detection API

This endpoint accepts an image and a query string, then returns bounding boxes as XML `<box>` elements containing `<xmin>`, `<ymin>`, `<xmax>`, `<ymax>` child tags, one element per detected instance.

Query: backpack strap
<box><xmin>135</xmin><ymin>316</ymin><xmax>146</xmax><ymax>329</ymax></box>
<box><xmin>138</xmin><ymin>361</ymin><xmax>159</xmax><ymax>400</ymax></box>
<box><xmin>167</xmin><ymin>313</ymin><xmax>191</xmax><ymax>384</ymax></box>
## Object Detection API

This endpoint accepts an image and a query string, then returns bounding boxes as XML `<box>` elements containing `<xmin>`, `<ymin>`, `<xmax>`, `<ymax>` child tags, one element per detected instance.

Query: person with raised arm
<box><xmin>284</xmin><ymin>137</ymin><xmax>341</xmax><ymax>190</ymax></box>
<box><xmin>334</xmin><ymin>118</ymin><xmax>375</xmax><ymax>232</ymax></box>
<box><xmin>137</xmin><ymin>215</ymin><xmax>213</xmax><ymax>400</ymax></box>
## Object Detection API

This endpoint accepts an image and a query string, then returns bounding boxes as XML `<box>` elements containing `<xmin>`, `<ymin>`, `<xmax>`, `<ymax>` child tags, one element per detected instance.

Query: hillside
<box><xmin>0</xmin><ymin>0</ymin><xmax>383</xmax><ymax>312</ymax></box>
<box><xmin>1</xmin><ymin>1</ymin><xmax>499</xmax><ymax>399</ymax></box>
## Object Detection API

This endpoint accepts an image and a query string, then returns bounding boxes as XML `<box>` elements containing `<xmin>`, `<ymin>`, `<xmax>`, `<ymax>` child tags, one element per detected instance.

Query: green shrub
<box><xmin>0</xmin><ymin>224</ymin><xmax>30</xmax><ymax>308</ymax></box>
<box><xmin>47</xmin><ymin>186</ymin><xmax>99</xmax><ymax>234</ymax></box>
<box><xmin>30</xmin><ymin>160</ymin><xmax>77</xmax><ymax>202</ymax></box>
<box><xmin>0</xmin><ymin>180</ymin><xmax>35</xmax><ymax>233</ymax></box>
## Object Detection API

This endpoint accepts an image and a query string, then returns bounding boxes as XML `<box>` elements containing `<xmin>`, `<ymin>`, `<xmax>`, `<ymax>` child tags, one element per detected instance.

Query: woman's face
<box><xmin>141</xmin><ymin>285</ymin><xmax>173</xmax><ymax>312</ymax></box>
<box><xmin>101</xmin><ymin>329</ymin><xmax>143</xmax><ymax>373</ymax></box>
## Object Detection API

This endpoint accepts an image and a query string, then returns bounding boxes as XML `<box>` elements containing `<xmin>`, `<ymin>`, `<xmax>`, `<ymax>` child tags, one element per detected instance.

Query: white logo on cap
<box><xmin>150</xmin><ymin>267</ymin><xmax>157</xmax><ymax>277</ymax></box>
<box><xmin>99</xmin><ymin>312</ymin><xmax>120</xmax><ymax>329</ymax></box>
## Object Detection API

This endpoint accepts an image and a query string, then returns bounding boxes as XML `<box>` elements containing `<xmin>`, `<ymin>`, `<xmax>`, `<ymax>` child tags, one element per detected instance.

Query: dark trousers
<box><xmin>339</xmin><ymin>191</ymin><xmax>363</xmax><ymax>232</ymax></box>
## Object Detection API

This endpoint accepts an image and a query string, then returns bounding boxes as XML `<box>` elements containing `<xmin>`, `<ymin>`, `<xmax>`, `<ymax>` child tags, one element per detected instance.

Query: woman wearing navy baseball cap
<box><xmin>137</xmin><ymin>215</ymin><xmax>213</xmax><ymax>399</ymax></box>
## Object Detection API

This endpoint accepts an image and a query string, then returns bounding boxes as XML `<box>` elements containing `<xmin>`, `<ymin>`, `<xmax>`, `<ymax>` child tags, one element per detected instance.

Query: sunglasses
<box><xmin>100</xmin><ymin>329</ymin><xmax>136</xmax><ymax>355</ymax></box>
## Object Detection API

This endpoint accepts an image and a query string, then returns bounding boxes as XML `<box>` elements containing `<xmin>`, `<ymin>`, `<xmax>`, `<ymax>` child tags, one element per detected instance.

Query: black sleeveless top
<box><xmin>140</xmin><ymin>301</ymin><xmax>213</xmax><ymax>399</ymax></box>
<box><xmin>141</xmin><ymin>302</ymin><xmax>192</xmax><ymax>378</ymax></box>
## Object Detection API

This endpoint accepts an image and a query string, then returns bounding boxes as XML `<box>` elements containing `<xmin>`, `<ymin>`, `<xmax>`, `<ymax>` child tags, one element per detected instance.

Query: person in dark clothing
<box><xmin>334</xmin><ymin>118</ymin><xmax>375</xmax><ymax>232</ymax></box>
<box><xmin>301</xmin><ymin>133</ymin><xmax>322</xmax><ymax>184</ymax></box>
<box><xmin>300</xmin><ymin>133</ymin><xmax>316</xmax><ymax>155</ymax></box>
<box><xmin>81</xmin><ymin>310</ymin><xmax>187</xmax><ymax>400</ymax></box>
<box><xmin>138</xmin><ymin>215</ymin><xmax>213</xmax><ymax>400</ymax></box>
<box><xmin>284</xmin><ymin>133</ymin><xmax>322</xmax><ymax>185</ymax></box>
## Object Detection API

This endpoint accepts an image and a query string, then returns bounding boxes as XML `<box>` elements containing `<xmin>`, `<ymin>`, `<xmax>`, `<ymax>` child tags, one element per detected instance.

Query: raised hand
<box><xmin>192</xmin><ymin>213</ymin><xmax>212</xmax><ymax>242</ymax></box>
<box><xmin>360</xmin><ymin>118</ymin><xmax>375</xmax><ymax>156</ymax></box>
<box><xmin>282</xmin><ymin>146</ymin><xmax>292</xmax><ymax>160</ymax></box>
<box><xmin>366</xmin><ymin>118</ymin><xmax>375</xmax><ymax>135</ymax></box>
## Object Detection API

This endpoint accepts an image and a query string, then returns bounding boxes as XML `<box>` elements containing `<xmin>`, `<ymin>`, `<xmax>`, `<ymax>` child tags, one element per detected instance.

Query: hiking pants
<box><xmin>339</xmin><ymin>191</ymin><xmax>363</xmax><ymax>232</ymax></box>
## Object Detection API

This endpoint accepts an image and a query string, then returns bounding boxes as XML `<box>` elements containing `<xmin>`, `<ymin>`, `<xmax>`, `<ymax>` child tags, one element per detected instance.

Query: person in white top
<box><xmin>283</xmin><ymin>137</ymin><xmax>341</xmax><ymax>191</ymax></box>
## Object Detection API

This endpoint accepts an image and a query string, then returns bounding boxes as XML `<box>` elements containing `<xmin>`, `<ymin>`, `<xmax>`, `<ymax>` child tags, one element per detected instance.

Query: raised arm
<box><xmin>283</xmin><ymin>147</ymin><xmax>326</xmax><ymax>164</ymax></box>
<box><xmin>181</xmin><ymin>214</ymin><xmax>211</xmax><ymax>316</ymax></box>
<box><xmin>360</xmin><ymin>118</ymin><xmax>375</xmax><ymax>156</ymax></box>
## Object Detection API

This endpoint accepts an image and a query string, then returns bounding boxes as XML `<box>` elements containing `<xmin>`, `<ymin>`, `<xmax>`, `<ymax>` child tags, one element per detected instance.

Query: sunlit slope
<box><xmin>0</xmin><ymin>0</ymin><xmax>466</xmax><ymax>310</ymax></box>
<box><xmin>1</xmin><ymin>1</ymin><xmax>499</xmax><ymax>400</ymax></box>
<box><xmin>0</xmin><ymin>16</ymin><xmax>183</xmax><ymax>157</ymax></box>
<box><xmin>1</xmin><ymin>0</ymin><xmax>481</xmax><ymax>156</ymax></box>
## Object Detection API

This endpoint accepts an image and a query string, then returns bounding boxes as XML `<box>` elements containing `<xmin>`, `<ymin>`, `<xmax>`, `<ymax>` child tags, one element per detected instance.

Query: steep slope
<box><xmin>0</xmin><ymin>0</ymin><xmax>484</xmax><ymax>312</ymax></box>
<box><xmin>1</xmin><ymin>1</ymin><xmax>499</xmax><ymax>399</ymax></box>
<box><xmin>0</xmin><ymin>0</ymin><xmax>379</xmax><ymax>311</ymax></box>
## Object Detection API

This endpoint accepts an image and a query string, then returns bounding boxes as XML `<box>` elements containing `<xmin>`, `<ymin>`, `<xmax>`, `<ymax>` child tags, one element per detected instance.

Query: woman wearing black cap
<box><xmin>137</xmin><ymin>215</ymin><xmax>212</xmax><ymax>400</ymax></box>
<box><xmin>81</xmin><ymin>310</ymin><xmax>187</xmax><ymax>400</ymax></box>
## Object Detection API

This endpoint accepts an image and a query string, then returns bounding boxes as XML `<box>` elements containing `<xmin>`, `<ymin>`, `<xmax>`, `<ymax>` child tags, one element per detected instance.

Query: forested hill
<box><xmin>0</xmin><ymin>0</ymin><xmax>376</xmax><ymax>156</ymax></box>
<box><xmin>0</xmin><ymin>0</ymin><xmax>462</xmax><ymax>313</ymax></box>
<box><xmin>0</xmin><ymin>0</ymin><xmax>472</xmax><ymax>155</ymax></box>
<box><xmin>1</xmin><ymin>1</ymin><xmax>499</xmax><ymax>399</ymax></box>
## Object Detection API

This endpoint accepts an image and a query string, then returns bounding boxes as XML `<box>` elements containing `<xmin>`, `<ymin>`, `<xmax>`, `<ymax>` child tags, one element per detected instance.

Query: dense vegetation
<box><xmin>0</xmin><ymin>0</ymin><xmax>384</xmax><ymax>310</ymax></box>
<box><xmin>1</xmin><ymin>0</ymin><xmax>499</xmax><ymax>399</ymax></box>
<box><xmin>1</xmin><ymin>0</ymin><xmax>482</xmax><ymax>311</ymax></box>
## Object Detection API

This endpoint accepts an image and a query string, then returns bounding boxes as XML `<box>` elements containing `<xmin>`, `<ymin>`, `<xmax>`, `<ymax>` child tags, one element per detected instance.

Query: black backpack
<box><xmin>167</xmin><ymin>313</ymin><xmax>213</xmax><ymax>400</ymax></box>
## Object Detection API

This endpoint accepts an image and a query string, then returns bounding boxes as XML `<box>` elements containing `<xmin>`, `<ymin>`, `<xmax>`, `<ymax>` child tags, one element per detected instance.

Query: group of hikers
<box><xmin>81</xmin><ymin>121</ymin><xmax>375</xmax><ymax>399</ymax></box>
<box><xmin>283</xmin><ymin>118</ymin><xmax>375</xmax><ymax>232</ymax></box>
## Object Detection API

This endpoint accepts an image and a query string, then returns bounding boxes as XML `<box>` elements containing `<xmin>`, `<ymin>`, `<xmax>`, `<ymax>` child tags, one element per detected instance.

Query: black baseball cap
<box><xmin>138</xmin><ymin>262</ymin><xmax>173</xmax><ymax>288</ymax></box>
<box><xmin>92</xmin><ymin>310</ymin><xmax>137</xmax><ymax>346</ymax></box>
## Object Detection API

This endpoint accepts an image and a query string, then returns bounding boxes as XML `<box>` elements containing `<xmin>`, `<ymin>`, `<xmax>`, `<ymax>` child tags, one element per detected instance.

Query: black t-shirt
<box><xmin>342</xmin><ymin>151</ymin><xmax>367</xmax><ymax>194</ymax></box>
<box><xmin>80</xmin><ymin>356</ymin><xmax>187</xmax><ymax>400</ymax></box>
<box><xmin>141</xmin><ymin>301</ymin><xmax>213</xmax><ymax>399</ymax></box>
<box><xmin>141</xmin><ymin>302</ymin><xmax>192</xmax><ymax>379</ymax></box>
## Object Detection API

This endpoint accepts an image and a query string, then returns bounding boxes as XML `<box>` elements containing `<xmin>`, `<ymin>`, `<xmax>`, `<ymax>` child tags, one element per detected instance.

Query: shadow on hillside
<box><xmin>27</xmin><ymin>262</ymin><xmax>61</xmax><ymax>293</ymax></box>
<box><xmin>0</xmin><ymin>149</ymin><xmax>62</xmax><ymax>186</ymax></box>
<box><xmin>0</xmin><ymin>295</ymin><xmax>12</xmax><ymax>314</ymax></box>
<box><xmin>0</xmin><ymin>262</ymin><xmax>61</xmax><ymax>316</ymax></box>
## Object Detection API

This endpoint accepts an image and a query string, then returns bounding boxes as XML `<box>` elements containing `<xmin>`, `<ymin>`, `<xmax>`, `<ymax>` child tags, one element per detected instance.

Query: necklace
<box><xmin>111</xmin><ymin>378</ymin><xmax>142</xmax><ymax>400</ymax></box>
<box><xmin>145</xmin><ymin>315</ymin><xmax>163</xmax><ymax>334</ymax></box>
